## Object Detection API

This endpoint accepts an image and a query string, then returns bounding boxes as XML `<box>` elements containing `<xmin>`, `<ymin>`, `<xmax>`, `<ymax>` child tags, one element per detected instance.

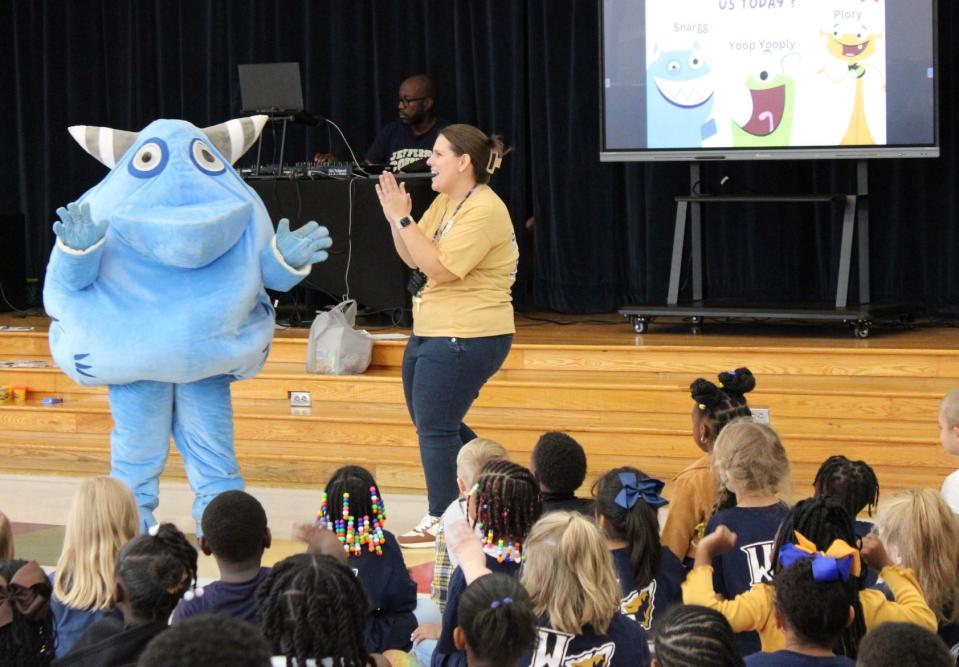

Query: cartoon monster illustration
<box><xmin>646</xmin><ymin>45</ymin><xmax>717</xmax><ymax>149</ymax></box>
<box><xmin>44</xmin><ymin>117</ymin><xmax>332</xmax><ymax>530</ymax></box>
<box><xmin>731</xmin><ymin>59</ymin><xmax>796</xmax><ymax>147</ymax></box>
<box><xmin>820</xmin><ymin>23</ymin><xmax>884</xmax><ymax>145</ymax></box>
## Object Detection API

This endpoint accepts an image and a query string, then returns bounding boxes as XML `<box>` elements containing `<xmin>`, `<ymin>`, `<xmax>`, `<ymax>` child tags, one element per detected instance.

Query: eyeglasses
<box><xmin>398</xmin><ymin>96</ymin><xmax>428</xmax><ymax>106</ymax></box>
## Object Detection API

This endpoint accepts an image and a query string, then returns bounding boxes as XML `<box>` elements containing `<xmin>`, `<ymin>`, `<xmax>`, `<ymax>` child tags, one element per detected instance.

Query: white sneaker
<box><xmin>398</xmin><ymin>514</ymin><xmax>441</xmax><ymax>548</ymax></box>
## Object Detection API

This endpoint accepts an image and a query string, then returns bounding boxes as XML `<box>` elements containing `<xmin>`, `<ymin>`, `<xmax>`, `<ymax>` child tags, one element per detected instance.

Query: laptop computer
<box><xmin>238</xmin><ymin>62</ymin><xmax>304</xmax><ymax>114</ymax></box>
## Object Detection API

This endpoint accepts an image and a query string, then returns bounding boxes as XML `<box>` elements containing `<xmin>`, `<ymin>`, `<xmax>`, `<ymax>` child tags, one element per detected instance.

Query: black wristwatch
<box><xmin>396</xmin><ymin>216</ymin><xmax>414</xmax><ymax>229</ymax></box>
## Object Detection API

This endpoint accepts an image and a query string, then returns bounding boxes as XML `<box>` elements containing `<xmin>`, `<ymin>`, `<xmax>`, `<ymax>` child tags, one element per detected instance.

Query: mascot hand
<box><xmin>276</xmin><ymin>218</ymin><xmax>333</xmax><ymax>268</ymax></box>
<box><xmin>53</xmin><ymin>202</ymin><xmax>108</xmax><ymax>251</ymax></box>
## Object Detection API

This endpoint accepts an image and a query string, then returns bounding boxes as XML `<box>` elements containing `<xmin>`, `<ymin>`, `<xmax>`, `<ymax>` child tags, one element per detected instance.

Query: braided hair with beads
<box><xmin>256</xmin><ymin>553</ymin><xmax>376</xmax><ymax>667</ymax></box>
<box><xmin>115</xmin><ymin>523</ymin><xmax>198</xmax><ymax>622</ymax></box>
<box><xmin>691</xmin><ymin>367</ymin><xmax>756</xmax><ymax>512</ymax></box>
<box><xmin>319</xmin><ymin>465</ymin><xmax>387</xmax><ymax>557</ymax></box>
<box><xmin>653</xmin><ymin>603</ymin><xmax>744</xmax><ymax>667</ymax></box>
<box><xmin>770</xmin><ymin>497</ymin><xmax>868</xmax><ymax>658</ymax></box>
<box><xmin>813</xmin><ymin>455</ymin><xmax>880</xmax><ymax>519</ymax></box>
<box><xmin>470</xmin><ymin>459</ymin><xmax>542</xmax><ymax>564</ymax></box>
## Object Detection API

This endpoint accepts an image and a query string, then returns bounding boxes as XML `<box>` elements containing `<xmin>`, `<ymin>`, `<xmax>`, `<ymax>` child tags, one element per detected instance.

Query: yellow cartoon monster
<box><xmin>819</xmin><ymin>23</ymin><xmax>884</xmax><ymax>145</ymax></box>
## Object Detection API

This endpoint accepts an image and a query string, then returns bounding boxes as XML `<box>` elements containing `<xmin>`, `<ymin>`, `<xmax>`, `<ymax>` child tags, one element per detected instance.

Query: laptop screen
<box><xmin>238</xmin><ymin>62</ymin><xmax>304</xmax><ymax>114</ymax></box>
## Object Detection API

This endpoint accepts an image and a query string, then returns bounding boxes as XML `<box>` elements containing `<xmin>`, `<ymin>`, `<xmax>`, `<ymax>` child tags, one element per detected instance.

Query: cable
<box><xmin>0</xmin><ymin>282</ymin><xmax>28</xmax><ymax>315</ymax></box>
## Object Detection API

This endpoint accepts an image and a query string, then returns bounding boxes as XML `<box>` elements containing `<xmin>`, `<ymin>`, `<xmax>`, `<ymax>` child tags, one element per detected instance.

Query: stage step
<box><xmin>0</xmin><ymin>323</ymin><xmax>955</xmax><ymax>497</ymax></box>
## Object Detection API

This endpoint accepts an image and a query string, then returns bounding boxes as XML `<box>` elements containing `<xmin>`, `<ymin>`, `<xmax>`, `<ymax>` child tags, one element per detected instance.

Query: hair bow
<box><xmin>778</xmin><ymin>530</ymin><xmax>862</xmax><ymax>582</ymax></box>
<box><xmin>614</xmin><ymin>473</ymin><xmax>668</xmax><ymax>510</ymax></box>
<box><xmin>490</xmin><ymin>597</ymin><xmax>513</xmax><ymax>609</ymax></box>
<box><xmin>0</xmin><ymin>560</ymin><xmax>51</xmax><ymax>628</ymax></box>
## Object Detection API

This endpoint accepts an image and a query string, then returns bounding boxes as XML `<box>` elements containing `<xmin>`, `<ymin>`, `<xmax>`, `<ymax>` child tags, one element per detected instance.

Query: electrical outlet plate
<box><xmin>289</xmin><ymin>391</ymin><xmax>312</xmax><ymax>407</ymax></box>
<box><xmin>752</xmin><ymin>407</ymin><xmax>770</xmax><ymax>424</ymax></box>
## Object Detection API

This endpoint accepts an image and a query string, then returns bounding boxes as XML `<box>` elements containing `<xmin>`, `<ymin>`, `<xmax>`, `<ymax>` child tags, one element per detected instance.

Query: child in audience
<box><xmin>813</xmin><ymin>455</ymin><xmax>880</xmax><ymax>538</ymax></box>
<box><xmin>939</xmin><ymin>389</ymin><xmax>959</xmax><ymax>514</ymax></box>
<box><xmin>318</xmin><ymin>465</ymin><xmax>417</xmax><ymax>654</ymax></box>
<box><xmin>172</xmin><ymin>489</ymin><xmax>271</xmax><ymax>625</ymax></box>
<box><xmin>434</xmin><ymin>438</ymin><xmax>509</xmax><ymax>612</ymax></box>
<box><xmin>856</xmin><ymin>622</ymin><xmax>954</xmax><ymax>667</ymax></box>
<box><xmin>530</xmin><ymin>431</ymin><xmax>594</xmax><ymax>515</ymax></box>
<box><xmin>256</xmin><ymin>553</ymin><xmax>389</xmax><ymax>667</ymax></box>
<box><xmin>706</xmin><ymin>420</ymin><xmax>791</xmax><ymax>654</ymax></box>
<box><xmin>520</xmin><ymin>512</ymin><xmax>650</xmax><ymax>665</ymax></box>
<box><xmin>683</xmin><ymin>497</ymin><xmax>937</xmax><ymax>658</ymax></box>
<box><xmin>874</xmin><ymin>488</ymin><xmax>959</xmax><ymax>657</ymax></box>
<box><xmin>50</xmin><ymin>476</ymin><xmax>139</xmax><ymax>657</ymax></box>
<box><xmin>453</xmin><ymin>573</ymin><xmax>537</xmax><ymax>667</ymax></box>
<box><xmin>413</xmin><ymin>438</ymin><xmax>509</xmax><ymax>665</ymax></box>
<box><xmin>652</xmin><ymin>604</ymin><xmax>744</xmax><ymax>667</ymax></box>
<box><xmin>661</xmin><ymin>368</ymin><xmax>756</xmax><ymax>561</ymax></box>
<box><xmin>432</xmin><ymin>459</ymin><xmax>543</xmax><ymax>667</ymax></box>
<box><xmin>746</xmin><ymin>556</ymin><xmax>856</xmax><ymax>665</ymax></box>
<box><xmin>55</xmin><ymin>523</ymin><xmax>198</xmax><ymax>667</ymax></box>
<box><xmin>139</xmin><ymin>615</ymin><xmax>272</xmax><ymax>667</ymax></box>
<box><xmin>0</xmin><ymin>510</ymin><xmax>13</xmax><ymax>559</ymax></box>
<box><xmin>593</xmin><ymin>467</ymin><xmax>684</xmax><ymax>632</ymax></box>
<box><xmin>0</xmin><ymin>558</ymin><xmax>55</xmax><ymax>665</ymax></box>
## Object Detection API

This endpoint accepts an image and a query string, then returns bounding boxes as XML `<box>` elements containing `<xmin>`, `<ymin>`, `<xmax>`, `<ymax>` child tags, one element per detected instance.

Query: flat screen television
<box><xmin>600</xmin><ymin>0</ymin><xmax>938</xmax><ymax>161</ymax></box>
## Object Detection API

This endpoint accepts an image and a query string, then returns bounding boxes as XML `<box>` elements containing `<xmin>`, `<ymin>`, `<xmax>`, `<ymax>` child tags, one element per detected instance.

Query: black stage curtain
<box><xmin>3</xmin><ymin>0</ymin><xmax>957</xmax><ymax>313</ymax></box>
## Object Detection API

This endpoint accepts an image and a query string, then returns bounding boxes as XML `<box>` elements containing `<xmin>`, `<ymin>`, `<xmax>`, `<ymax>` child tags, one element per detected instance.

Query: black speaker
<box><xmin>0</xmin><ymin>213</ymin><xmax>27</xmax><ymax>312</ymax></box>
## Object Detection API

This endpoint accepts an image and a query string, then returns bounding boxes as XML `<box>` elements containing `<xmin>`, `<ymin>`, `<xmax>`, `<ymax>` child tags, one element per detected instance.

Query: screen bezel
<box><xmin>597</xmin><ymin>0</ymin><xmax>940</xmax><ymax>162</ymax></box>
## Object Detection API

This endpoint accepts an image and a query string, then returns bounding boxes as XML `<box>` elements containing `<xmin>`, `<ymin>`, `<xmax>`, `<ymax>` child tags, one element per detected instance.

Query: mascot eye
<box><xmin>667</xmin><ymin>60</ymin><xmax>681</xmax><ymax>72</ymax></box>
<box><xmin>688</xmin><ymin>55</ymin><xmax>703</xmax><ymax>70</ymax></box>
<box><xmin>128</xmin><ymin>139</ymin><xmax>169</xmax><ymax>179</ymax></box>
<box><xmin>190</xmin><ymin>139</ymin><xmax>225</xmax><ymax>175</ymax></box>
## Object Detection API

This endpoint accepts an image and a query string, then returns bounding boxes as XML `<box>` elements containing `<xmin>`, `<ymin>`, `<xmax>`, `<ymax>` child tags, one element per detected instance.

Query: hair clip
<box><xmin>490</xmin><ymin>597</ymin><xmax>514</xmax><ymax>609</ymax></box>
<box><xmin>147</xmin><ymin>524</ymin><xmax>159</xmax><ymax>536</ymax></box>
<box><xmin>698</xmin><ymin>403</ymin><xmax>707</xmax><ymax>411</ymax></box>
<box><xmin>485</xmin><ymin>151</ymin><xmax>503</xmax><ymax>174</ymax></box>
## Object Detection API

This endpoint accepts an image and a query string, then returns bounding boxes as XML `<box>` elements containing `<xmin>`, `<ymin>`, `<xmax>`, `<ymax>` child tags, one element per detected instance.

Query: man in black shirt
<box><xmin>365</xmin><ymin>74</ymin><xmax>449</xmax><ymax>172</ymax></box>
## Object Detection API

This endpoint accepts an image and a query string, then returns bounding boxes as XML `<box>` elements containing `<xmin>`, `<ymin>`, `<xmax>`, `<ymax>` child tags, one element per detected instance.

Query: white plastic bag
<box><xmin>306</xmin><ymin>300</ymin><xmax>373</xmax><ymax>375</ymax></box>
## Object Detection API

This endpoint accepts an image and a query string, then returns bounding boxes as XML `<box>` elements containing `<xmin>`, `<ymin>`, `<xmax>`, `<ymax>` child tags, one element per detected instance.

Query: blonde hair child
<box><xmin>705</xmin><ymin>421</ymin><xmax>791</xmax><ymax>654</ymax></box>
<box><xmin>876</xmin><ymin>488</ymin><xmax>959</xmax><ymax>652</ymax></box>
<box><xmin>939</xmin><ymin>390</ymin><xmax>959</xmax><ymax>513</ymax></box>
<box><xmin>51</xmin><ymin>476</ymin><xmax>139</xmax><ymax>657</ymax></box>
<box><xmin>0</xmin><ymin>511</ymin><xmax>13</xmax><ymax>560</ymax></box>
<box><xmin>520</xmin><ymin>512</ymin><xmax>651</xmax><ymax>663</ymax></box>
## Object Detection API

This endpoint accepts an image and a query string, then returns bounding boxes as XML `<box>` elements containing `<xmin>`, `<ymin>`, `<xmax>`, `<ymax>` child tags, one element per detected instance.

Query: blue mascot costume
<box><xmin>44</xmin><ymin>116</ymin><xmax>332</xmax><ymax>531</ymax></box>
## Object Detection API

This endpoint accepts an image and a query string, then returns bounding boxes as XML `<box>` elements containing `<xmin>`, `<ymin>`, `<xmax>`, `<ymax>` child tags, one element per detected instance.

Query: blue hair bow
<box><xmin>614</xmin><ymin>473</ymin><xmax>668</xmax><ymax>510</ymax></box>
<box><xmin>777</xmin><ymin>531</ymin><xmax>861</xmax><ymax>583</ymax></box>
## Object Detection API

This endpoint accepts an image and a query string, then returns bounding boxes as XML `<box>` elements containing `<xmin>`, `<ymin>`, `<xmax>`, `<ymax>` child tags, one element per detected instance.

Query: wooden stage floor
<box><xmin>0</xmin><ymin>312</ymin><xmax>957</xmax><ymax>501</ymax></box>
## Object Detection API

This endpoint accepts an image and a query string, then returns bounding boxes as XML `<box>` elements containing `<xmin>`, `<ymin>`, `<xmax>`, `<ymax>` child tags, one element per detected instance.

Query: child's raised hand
<box><xmin>294</xmin><ymin>522</ymin><xmax>348</xmax><ymax>565</ymax></box>
<box><xmin>860</xmin><ymin>533</ymin><xmax>894</xmax><ymax>571</ymax></box>
<box><xmin>446</xmin><ymin>517</ymin><xmax>490</xmax><ymax>584</ymax></box>
<box><xmin>695</xmin><ymin>525</ymin><xmax>738</xmax><ymax>564</ymax></box>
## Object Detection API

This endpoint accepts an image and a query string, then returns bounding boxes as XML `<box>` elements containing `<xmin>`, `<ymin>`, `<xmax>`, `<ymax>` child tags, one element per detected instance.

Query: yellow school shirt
<box><xmin>681</xmin><ymin>564</ymin><xmax>938</xmax><ymax>652</ymax></box>
<box><xmin>413</xmin><ymin>187</ymin><xmax>518</xmax><ymax>338</ymax></box>
<box><xmin>661</xmin><ymin>454</ymin><xmax>716</xmax><ymax>560</ymax></box>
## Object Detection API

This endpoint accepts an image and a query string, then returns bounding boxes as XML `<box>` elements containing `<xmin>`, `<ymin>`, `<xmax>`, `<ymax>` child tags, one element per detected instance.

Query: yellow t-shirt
<box><xmin>413</xmin><ymin>187</ymin><xmax>518</xmax><ymax>337</ymax></box>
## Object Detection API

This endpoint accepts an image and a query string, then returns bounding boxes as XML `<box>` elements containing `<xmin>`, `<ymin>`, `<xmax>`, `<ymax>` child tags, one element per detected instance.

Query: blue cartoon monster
<box><xmin>44</xmin><ymin>116</ymin><xmax>332</xmax><ymax>530</ymax></box>
<box><xmin>646</xmin><ymin>45</ymin><xmax>717</xmax><ymax>149</ymax></box>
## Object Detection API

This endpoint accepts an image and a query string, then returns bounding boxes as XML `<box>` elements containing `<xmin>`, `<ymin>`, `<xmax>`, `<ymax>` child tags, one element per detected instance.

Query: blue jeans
<box><xmin>402</xmin><ymin>334</ymin><xmax>512</xmax><ymax>516</ymax></box>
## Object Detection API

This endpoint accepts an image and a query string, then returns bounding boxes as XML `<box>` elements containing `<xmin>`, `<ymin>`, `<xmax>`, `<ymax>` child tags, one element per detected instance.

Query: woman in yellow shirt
<box><xmin>375</xmin><ymin>124</ymin><xmax>518</xmax><ymax>548</ymax></box>
<box><xmin>682</xmin><ymin>497</ymin><xmax>937</xmax><ymax>658</ymax></box>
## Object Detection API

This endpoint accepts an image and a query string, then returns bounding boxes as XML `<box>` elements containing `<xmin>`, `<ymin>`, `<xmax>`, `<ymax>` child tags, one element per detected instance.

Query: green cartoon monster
<box><xmin>732</xmin><ymin>59</ymin><xmax>795</xmax><ymax>147</ymax></box>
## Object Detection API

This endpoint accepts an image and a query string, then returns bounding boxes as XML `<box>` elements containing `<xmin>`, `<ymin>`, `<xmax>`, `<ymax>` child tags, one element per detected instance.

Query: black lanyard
<box><xmin>432</xmin><ymin>184</ymin><xmax>478</xmax><ymax>243</ymax></box>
